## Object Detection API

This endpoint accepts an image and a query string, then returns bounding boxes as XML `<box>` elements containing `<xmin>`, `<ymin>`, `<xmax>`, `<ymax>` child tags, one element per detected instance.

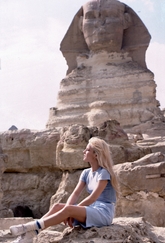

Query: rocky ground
<box><xmin>0</xmin><ymin>217</ymin><xmax>165</xmax><ymax>243</ymax></box>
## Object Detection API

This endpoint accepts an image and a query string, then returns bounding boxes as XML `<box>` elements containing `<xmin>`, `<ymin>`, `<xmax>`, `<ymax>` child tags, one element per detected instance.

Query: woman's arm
<box><xmin>78</xmin><ymin>180</ymin><xmax>108</xmax><ymax>206</ymax></box>
<box><xmin>66</xmin><ymin>180</ymin><xmax>86</xmax><ymax>206</ymax></box>
<box><xmin>64</xmin><ymin>180</ymin><xmax>86</xmax><ymax>227</ymax></box>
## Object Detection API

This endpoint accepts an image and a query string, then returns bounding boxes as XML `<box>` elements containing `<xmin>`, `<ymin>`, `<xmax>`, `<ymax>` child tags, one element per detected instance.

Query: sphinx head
<box><xmin>80</xmin><ymin>0</ymin><xmax>132</xmax><ymax>52</ymax></box>
<box><xmin>61</xmin><ymin>0</ymin><xmax>151</xmax><ymax>74</ymax></box>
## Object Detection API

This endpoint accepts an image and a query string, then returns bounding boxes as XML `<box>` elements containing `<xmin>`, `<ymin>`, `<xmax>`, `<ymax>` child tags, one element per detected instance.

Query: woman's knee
<box><xmin>63</xmin><ymin>205</ymin><xmax>86</xmax><ymax>222</ymax></box>
<box><xmin>51</xmin><ymin>203</ymin><xmax>65</xmax><ymax>212</ymax></box>
<box><xmin>63</xmin><ymin>205</ymin><xmax>73</xmax><ymax>214</ymax></box>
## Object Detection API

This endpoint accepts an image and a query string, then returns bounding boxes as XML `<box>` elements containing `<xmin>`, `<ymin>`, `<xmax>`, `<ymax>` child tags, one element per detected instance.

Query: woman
<box><xmin>10</xmin><ymin>137</ymin><xmax>119</xmax><ymax>243</ymax></box>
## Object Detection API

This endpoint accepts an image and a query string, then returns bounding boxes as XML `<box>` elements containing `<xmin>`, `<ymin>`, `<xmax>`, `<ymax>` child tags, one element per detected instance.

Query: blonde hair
<box><xmin>89</xmin><ymin>137</ymin><xmax>119</xmax><ymax>197</ymax></box>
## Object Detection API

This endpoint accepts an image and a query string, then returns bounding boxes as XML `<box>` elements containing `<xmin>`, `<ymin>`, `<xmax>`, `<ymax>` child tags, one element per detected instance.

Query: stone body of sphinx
<box><xmin>47</xmin><ymin>0</ymin><xmax>163</xmax><ymax>129</ymax></box>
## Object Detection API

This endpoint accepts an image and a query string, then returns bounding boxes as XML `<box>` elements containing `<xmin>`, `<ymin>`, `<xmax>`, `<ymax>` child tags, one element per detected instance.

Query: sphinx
<box><xmin>47</xmin><ymin>0</ymin><xmax>162</xmax><ymax>129</ymax></box>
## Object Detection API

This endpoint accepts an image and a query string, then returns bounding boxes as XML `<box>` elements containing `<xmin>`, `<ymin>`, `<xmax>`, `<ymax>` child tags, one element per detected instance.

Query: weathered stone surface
<box><xmin>50</xmin><ymin>171</ymin><xmax>88</xmax><ymax>207</ymax></box>
<box><xmin>46</xmin><ymin>0</ymin><xmax>163</xmax><ymax>129</ymax></box>
<box><xmin>0</xmin><ymin>153</ymin><xmax>11</xmax><ymax>218</ymax></box>
<box><xmin>114</xmin><ymin>153</ymin><xmax>165</xmax><ymax>226</ymax></box>
<box><xmin>125</xmin><ymin>118</ymin><xmax>165</xmax><ymax>154</ymax></box>
<box><xmin>97</xmin><ymin>120</ymin><xmax>128</xmax><ymax>145</ymax></box>
<box><xmin>0</xmin><ymin>218</ymin><xmax>35</xmax><ymax>242</ymax></box>
<box><xmin>47</xmin><ymin>52</ymin><xmax>163</xmax><ymax>129</ymax></box>
<box><xmin>0</xmin><ymin>129</ymin><xmax>60</xmax><ymax>172</ymax></box>
<box><xmin>56</xmin><ymin>124</ymin><xmax>90</xmax><ymax>171</ymax></box>
<box><xmin>60</xmin><ymin>0</ymin><xmax>151</xmax><ymax>73</ymax></box>
<box><xmin>0</xmin><ymin>129</ymin><xmax>63</xmax><ymax>218</ymax></box>
<box><xmin>35</xmin><ymin>217</ymin><xmax>165</xmax><ymax>243</ymax></box>
<box><xmin>1</xmin><ymin>217</ymin><xmax>165</xmax><ymax>243</ymax></box>
<box><xmin>0</xmin><ymin>155</ymin><xmax>6</xmax><ymax>202</ymax></box>
<box><xmin>0</xmin><ymin>217</ymin><xmax>34</xmax><ymax>230</ymax></box>
<box><xmin>1</xmin><ymin>171</ymin><xmax>62</xmax><ymax>218</ymax></box>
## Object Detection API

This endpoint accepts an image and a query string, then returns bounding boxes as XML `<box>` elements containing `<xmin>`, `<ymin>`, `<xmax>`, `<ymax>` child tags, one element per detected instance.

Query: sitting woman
<box><xmin>10</xmin><ymin>137</ymin><xmax>119</xmax><ymax>243</ymax></box>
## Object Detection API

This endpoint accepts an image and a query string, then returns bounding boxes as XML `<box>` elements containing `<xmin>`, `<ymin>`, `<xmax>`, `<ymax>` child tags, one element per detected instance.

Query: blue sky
<box><xmin>0</xmin><ymin>0</ymin><xmax>165</xmax><ymax>132</ymax></box>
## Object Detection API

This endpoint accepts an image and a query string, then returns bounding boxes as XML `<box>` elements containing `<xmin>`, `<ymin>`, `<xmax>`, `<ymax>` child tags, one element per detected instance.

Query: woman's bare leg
<box><xmin>9</xmin><ymin>205</ymin><xmax>86</xmax><ymax>236</ymax></box>
<box><xmin>42</xmin><ymin>203</ymin><xmax>65</xmax><ymax>219</ymax></box>
<box><xmin>43</xmin><ymin>205</ymin><xmax>86</xmax><ymax>228</ymax></box>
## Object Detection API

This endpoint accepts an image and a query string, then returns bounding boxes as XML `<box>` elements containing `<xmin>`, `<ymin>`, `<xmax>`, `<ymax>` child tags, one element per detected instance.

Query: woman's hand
<box><xmin>63</xmin><ymin>218</ymin><xmax>68</xmax><ymax>225</ymax></box>
<box><xmin>67</xmin><ymin>217</ymin><xmax>74</xmax><ymax>228</ymax></box>
<box><xmin>63</xmin><ymin>217</ymin><xmax>74</xmax><ymax>228</ymax></box>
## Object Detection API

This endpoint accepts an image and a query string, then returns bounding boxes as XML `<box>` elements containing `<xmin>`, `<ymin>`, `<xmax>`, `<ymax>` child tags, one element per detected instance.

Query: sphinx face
<box><xmin>82</xmin><ymin>0</ymin><xmax>126</xmax><ymax>52</ymax></box>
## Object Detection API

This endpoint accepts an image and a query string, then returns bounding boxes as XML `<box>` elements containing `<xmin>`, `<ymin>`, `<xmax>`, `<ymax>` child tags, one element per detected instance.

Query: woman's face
<box><xmin>81</xmin><ymin>0</ymin><xmax>125</xmax><ymax>52</ymax></box>
<box><xmin>83</xmin><ymin>144</ymin><xmax>96</xmax><ymax>163</ymax></box>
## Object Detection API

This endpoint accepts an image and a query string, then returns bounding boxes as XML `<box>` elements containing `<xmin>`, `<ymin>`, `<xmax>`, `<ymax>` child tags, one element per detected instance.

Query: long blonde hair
<box><xmin>89</xmin><ymin>137</ymin><xmax>119</xmax><ymax>196</ymax></box>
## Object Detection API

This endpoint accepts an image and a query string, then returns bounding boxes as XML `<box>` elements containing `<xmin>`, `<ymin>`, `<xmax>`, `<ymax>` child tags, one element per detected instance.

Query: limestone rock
<box><xmin>125</xmin><ymin>118</ymin><xmax>165</xmax><ymax>154</ymax></box>
<box><xmin>56</xmin><ymin>124</ymin><xmax>91</xmax><ymax>171</ymax></box>
<box><xmin>50</xmin><ymin>171</ymin><xmax>88</xmax><ymax>207</ymax></box>
<box><xmin>47</xmin><ymin>52</ymin><xmax>163</xmax><ymax>129</ymax></box>
<box><xmin>0</xmin><ymin>218</ymin><xmax>35</xmax><ymax>242</ymax></box>
<box><xmin>35</xmin><ymin>217</ymin><xmax>165</xmax><ymax>243</ymax></box>
<box><xmin>1</xmin><ymin>171</ymin><xmax>62</xmax><ymax>218</ymax></box>
<box><xmin>97</xmin><ymin>120</ymin><xmax>128</xmax><ymax>145</ymax></box>
<box><xmin>1</xmin><ymin>217</ymin><xmax>165</xmax><ymax>242</ymax></box>
<box><xmin>0</xmin><ymin>127</ymin><xmax>63</xmax><ymax>218</ymax></box>
<box><xmin>114</xmin><ymin>152</ymin><xmax>165</xmax><ymax>226</ymax></box>
<box><xmin>0</xmin><ymin>129</ymin><xmax>60</xmax><ymax>172</ymax></box>
<box><xmin>0</xmin><ymin>153</ymin><xmax>10</xmax><ymax>218</ymax></box>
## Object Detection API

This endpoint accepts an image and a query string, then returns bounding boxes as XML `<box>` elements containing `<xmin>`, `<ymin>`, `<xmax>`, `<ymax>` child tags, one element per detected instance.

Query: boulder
<box><xmin>114</xmin><ymin>152</ymin><xmax>165</xmax><ymax>226</ymax></box>
<box><xmin>36</xmin><ymin>217</ymin><xmax>165</xmax><ymax>243</ymax></box>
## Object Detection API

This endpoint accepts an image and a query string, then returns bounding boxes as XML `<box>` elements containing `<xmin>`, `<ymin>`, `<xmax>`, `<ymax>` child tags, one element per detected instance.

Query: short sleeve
<box><xmin>79</xmin><ymin>168</ymin><xmax>90</xmax><ymax>182</ymax></box>
<box><xmin>98</xmin><ymin>168</ymin><xmax>110</xmax><ymax>181</ymax></box>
